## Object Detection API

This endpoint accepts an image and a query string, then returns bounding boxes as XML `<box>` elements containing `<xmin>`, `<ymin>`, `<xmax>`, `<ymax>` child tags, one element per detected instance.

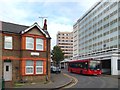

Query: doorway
<box><xmin>4</xmin><ymin>62</ymin><xmax>12</xmax><ymax>81</ymax></box>
<box><xmin>101</xmin><ymin>59</ymin><xmax>111</xmax><ymax>75</ymax></box>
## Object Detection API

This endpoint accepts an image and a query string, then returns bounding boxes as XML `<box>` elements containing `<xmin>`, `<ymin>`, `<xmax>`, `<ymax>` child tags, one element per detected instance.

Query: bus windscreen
<box><xmin>89</xmin><ymin>61</ymin><xmax>101</xmax><ymax>70</ymax></box>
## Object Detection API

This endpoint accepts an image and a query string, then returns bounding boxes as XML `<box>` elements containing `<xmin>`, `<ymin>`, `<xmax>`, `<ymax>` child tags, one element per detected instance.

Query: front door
<box><xmin>4</xmin><ymin>62</ymin><xmax>12</xmax><ymax>81</ymax></box>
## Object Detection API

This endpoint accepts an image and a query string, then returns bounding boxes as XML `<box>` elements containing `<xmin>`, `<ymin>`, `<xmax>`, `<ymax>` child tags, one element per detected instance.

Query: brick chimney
<box><xmin>43</xmin><ymin>19</ymin><xmax>47</xmax><ymax>30</ymax></box>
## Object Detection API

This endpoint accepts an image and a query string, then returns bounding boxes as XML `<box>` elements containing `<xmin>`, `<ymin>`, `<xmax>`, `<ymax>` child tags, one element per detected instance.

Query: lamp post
<box><xmin>46</xmin><ymin>38</ymin><xmax>49</xmax><ymax>81</ymax></box>
<box><xmin>42</xmin><ymin>19</ymin><xmax>51</xmax><ymax>82</ymax></box>
<box><xmin>2</xmin><ymin>76</ymin><xmax>5</xmax><ymax>90</ymax></box>
<box><xmin>1</xmin><ymin>59</ymin><xmax>4</xmax><ymax>90</ymax></box>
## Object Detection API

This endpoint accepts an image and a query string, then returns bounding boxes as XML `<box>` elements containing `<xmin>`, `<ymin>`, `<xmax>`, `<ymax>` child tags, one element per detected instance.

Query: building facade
<box><xmin>0</xmin><ymin>20</ymin><xmax>51</xmax><ymax>87</ymax></box>
<box><xmin>73</xmin><ymin>0</ymin><xmax>120</xmax><ymax>75</ymax></box>
<box><xmin>57</xmin><ymin>31</ymin><xmax>73</xmax><ymax>59</ymax></box>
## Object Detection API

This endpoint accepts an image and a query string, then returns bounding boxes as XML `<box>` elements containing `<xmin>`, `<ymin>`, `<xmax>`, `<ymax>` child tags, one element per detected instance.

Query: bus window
<box><xmin>78</xmin><ymin>63</ymin><xmax>82</xmax><ymax>68</ymax></box>
<box><xmin>89</xmin><ymin>61</ymin><xmax>101</xmax><ymax>70</ymax></box>
<box><xmin>84</xmin><ymin>62</ymin><xmax>88</xmax><ymax>69</ymax></box>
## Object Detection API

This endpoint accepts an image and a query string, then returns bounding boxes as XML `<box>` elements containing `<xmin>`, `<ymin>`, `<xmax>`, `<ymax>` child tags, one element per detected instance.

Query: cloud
<box><xmin>0</xmin><ymin>0</ymin><xmax>99</xmax><ymax>49</ymax></box>
<box><xmin>0</xmin><ymin>0</ymin><xmax>99</xmax><ymax>3</ymax></box>
<box><xmin>48</xmin><ymin>21</ymin><xmax>73</xmax><ymax>48</ymax></box>
<box><xmin>77</xmin><ymin>0</ymin><xmax>98</xmax><ymax>15</ymax></box>
<box><xmin>0</xmin><ymin>1</ymin><xmax>31</xmax><ymax>25</ymax></box>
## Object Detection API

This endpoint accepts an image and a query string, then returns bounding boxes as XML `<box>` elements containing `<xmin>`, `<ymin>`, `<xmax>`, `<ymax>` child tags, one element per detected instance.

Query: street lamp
<box><xmin>42</xmin><ymin>19</ymin><xmax>51</xmax><ymax>82</ymax></box>
<box><xmin>46</xmin><ymin>35</ymin><xmax>51</xmax><ymax>82</ymax></box>
<box><xmin>46</xmin><ymin>38</ymin><xmax>49</xmax><ymax>81</ymax></box>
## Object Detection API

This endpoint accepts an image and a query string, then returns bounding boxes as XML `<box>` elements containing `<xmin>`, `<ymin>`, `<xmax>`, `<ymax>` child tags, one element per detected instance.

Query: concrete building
<box><xmin>57</xmin><ymin>31</ymin><xmax>73</xmax><ymax>59</ymax></box>
<box><xmin>73</xmin><ymin>0</ymin><xmax>120</xmax><ymax>75</ymax></box>
<box><xmin>0</xmin><ymin>20</ymin><xmax>51</xmax><ymax>87</ymax></box>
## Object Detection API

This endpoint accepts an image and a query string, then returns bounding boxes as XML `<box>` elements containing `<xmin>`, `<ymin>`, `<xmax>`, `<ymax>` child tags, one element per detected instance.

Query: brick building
<box><xmin>57</xmin><ymin>31</ymin><xmax>73</xmax><ymax>59</ymax></box>
<box><xmin>0</xmin><ymin>20</ymin><xmax>51</xmax><ymax>87</ymax></box>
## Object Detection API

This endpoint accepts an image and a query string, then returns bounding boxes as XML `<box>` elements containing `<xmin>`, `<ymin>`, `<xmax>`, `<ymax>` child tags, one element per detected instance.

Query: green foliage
<box><xmin>51</xmin><ymin>46</ymin><xmax>64</xmax><ymax>65</ymax></box>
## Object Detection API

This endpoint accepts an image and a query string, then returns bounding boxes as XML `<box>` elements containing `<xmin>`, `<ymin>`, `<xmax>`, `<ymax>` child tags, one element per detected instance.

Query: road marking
<box><xmin>63</xmin><ymin>73</ymin><xmax>78</xmax><ymax>88</ymax></box>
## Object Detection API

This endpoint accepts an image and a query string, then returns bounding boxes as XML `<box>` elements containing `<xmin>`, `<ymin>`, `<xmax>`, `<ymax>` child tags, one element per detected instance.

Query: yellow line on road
<box><xmin>63</xmin><ymin>73</ymin><xmax>78</xmax><ymax>88</ymax></box>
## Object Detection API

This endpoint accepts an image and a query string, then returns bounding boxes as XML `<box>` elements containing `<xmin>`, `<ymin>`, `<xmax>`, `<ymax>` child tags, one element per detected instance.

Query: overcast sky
<box><xmin>0</xmin><ymin>0</ymin><xmax>98</xmax><ymax>49</ymax></box>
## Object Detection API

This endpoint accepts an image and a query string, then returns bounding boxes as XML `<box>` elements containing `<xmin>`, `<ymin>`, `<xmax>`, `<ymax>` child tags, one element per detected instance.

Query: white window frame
<box><xmin>36</xmin><ymin>38</ymin><xmax>43</xmax><ymax>50</ymax></box>
<box><xmin>4</xmin><ymin>36</ymin><xmax>12</xmax><ymax>49</ymax></box>
<box><xmin>26</xmin><ymin>60</ymin><xmax>34</xmax><ymax>74</ymax></box>
<box><xmin>36</xmin><ymin>61</ymin><xmax>43</xmax><ymax>74</ymax></box>
<box><xmin>26</xmin><ymin>37</ymin><xmax>34</xmax><ymax>50</ymax></box>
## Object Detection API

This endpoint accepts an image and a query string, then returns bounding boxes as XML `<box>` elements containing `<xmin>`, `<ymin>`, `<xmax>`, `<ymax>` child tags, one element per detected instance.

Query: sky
<box><xmin>0</xmin><ymin>0</ymin><xmax>98</xmax><ymax>49</ymax></box>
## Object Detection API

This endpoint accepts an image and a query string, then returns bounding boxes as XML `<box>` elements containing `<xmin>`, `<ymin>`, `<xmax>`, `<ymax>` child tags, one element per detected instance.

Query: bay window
<box><xmin>26</xmin><ymin>37</ymin><xmax>34</xmax><ymax>50</ymax></box>
<box><xmin>25</xmin><ymin>37</ymin><xmax>44</xmax><ymax>50</ymax></box>
<box><xmin>36</xmin><ymin>38</ymin><xmax>43</xmax><ymax>50</ymax></box>
<box><xmin>26</xmin><ymin>60</ymin><xmax>34</xmax><ymax>74</ymax></box>
<box><xmin>36</xmin><ymin>61</ymin><xmax>43</xmax><ymax>74</ymax></box>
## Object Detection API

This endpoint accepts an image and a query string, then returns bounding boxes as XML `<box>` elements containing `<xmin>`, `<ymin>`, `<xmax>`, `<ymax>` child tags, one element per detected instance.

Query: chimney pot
<box><xmin>43</xmin><ymin>19</ymin><xmax>47</xmax><ymax>30</ymax></box>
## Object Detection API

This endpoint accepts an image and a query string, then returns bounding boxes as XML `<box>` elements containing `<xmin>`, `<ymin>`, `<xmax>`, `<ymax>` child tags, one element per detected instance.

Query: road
<box><xmin>62</xmin><ymin>68</ymin><xmax>118</xmax><ymax>88</ymax></box>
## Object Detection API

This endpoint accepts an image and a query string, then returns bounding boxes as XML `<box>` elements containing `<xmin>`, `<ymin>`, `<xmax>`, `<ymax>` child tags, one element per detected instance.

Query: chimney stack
<box><xmin>43</xmin><ymin>19</ymin><xmax>47</xmax><ymax>30</ymax></box>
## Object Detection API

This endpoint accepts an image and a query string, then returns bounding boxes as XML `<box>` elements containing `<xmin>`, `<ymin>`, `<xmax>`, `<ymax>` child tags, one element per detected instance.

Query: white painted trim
<box><xmin>21</xmin><ymin>23</ymin><xmax>49</xmax><ymax>38</ymax></box>
<box><xmin>36</xmin><ymin>66</ymin><xmax>43</xmax><ymax>74</ymax></box>
<box><xmin>31</xmin><ymin>52</ymin><xmax>39</xmax><ymax>56</ymax></box>
<box><xmin>25</xmin><ymin>66</ymin><xmax>34</xmax><ymax>74</ymax></box>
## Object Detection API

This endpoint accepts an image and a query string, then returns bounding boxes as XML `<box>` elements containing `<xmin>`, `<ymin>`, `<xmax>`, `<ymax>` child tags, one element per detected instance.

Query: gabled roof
<box><xmin>1</xmin><ymin>21</ymin><xmax>51</xmax><ymax>39</ymax></box>
<box><xmin>21</xmin><ymin>22</ymin><xmax>49</xmax><ymax>38</ymax></box>
<box><xmin>2</xmin><ymin>21</ymin><xmax>29</xmax><ymax>34</ymax></box>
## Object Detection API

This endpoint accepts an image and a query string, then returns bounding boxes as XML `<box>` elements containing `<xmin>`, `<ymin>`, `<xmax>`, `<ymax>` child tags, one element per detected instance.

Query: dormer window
<box><xmin>26</xmin><ymin>37</ymin><xmax>34</xmax><ymax>50</ymax></box>
<box><xmin>4</xmin><ymin>36</ymin><xmax>12</xmax><ymax>49</ymax></box>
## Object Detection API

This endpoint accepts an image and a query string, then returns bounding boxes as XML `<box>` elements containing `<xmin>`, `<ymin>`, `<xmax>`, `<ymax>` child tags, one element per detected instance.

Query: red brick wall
<box><xmin>2</xmin><ymin>26</ymin><xmax>51</xmax><ymax>86</ymax></box>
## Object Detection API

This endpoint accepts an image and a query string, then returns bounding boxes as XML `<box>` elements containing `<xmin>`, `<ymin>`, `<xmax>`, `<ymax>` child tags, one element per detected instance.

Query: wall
<box><xmin>111</xmin><ymin>54</ymin><xmax>118</xmax><ymax>75</ymax></box>
<box><xmin>20</xmin><ymin>27</ymin><xmax>51</xmax><ymax>82</ymax></box>
<box><xmin>12</xmin><ymin>60</ymin><xmax>21</xmax><ymax>83</ymax></box>
<box><xmin>2</xmin><ymin>23</ymin><xmax>51</xmax><ymax>87</ymax></box>
<box><xmin>2</xmin><ymin>33</ymin><xmax>21</xmax><ymax>86</ymax></box>
<box><xmin>22</xmin><ymin>75</ymin><xmax>46</xmax><ymax>83</ymax></box>
<box><xmin>2</xmin><ymin>33</ymin><xmax>21</xmax><ymax>58</ymax></box>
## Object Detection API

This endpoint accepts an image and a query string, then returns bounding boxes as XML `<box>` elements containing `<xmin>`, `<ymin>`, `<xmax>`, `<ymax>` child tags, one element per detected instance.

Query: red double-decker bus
<box><xmin>68</xmin><ymin>59</ymin><xmax>102</xmax><ymax>75</ymax></box>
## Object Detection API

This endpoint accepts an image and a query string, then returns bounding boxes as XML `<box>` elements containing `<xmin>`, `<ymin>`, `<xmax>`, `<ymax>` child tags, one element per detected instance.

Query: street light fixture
<box><xmin>42</xmin><ymin>19</ymin><xmax>51</xmax><ymax>82</ymax></box>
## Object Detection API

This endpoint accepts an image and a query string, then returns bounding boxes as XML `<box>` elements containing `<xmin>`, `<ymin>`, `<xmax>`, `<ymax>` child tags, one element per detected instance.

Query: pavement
<box><xmin>100</xmin><ymin>74</ymin><xmax>119</xmax><ymax>79</ymax></box>
<box><xmin>14</xmin><ymin>70</ymin><xmax>72</xmax><ymax>89</ymax></box>
<box><xmin>13</xmin><ymin>69</ymin><xmax>119</xmax><ymax>89</ymax></box>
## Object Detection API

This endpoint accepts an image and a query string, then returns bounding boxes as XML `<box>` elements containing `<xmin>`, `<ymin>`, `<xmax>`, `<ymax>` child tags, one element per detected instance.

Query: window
<box><xmin>26</xmin><ymin>37</ymin><xmax>34</xmax><ymax>50</ymax></box>
<box><xmin>110</xmin><ymin>10</ymin><xmax>117</xmax><ymax>17</ymax></box>
<box><xmin>36</xmin><ymin>38</ymin><xmax>43</xmax><ymax>50</ymax></box>
<box><xmin>26</xmin><ymin>60</ymin><xmax>34</xmax><ymax>74</ymax></box>
<box><xmin>110</xmin><ymin>2</ymin><xmax>117</xmax><ymax>9</ymax></box>
<box><xmin>118</xmin><ymin>60</ymin><xmax>120</xmax><ymax>70</ymax></box>
<box><xmin>4</xmin><ymin>36</ymin><xmax>12</xmax><ymax>49</ymax></box>
<box><xmin>6</xmin><ymin>66</ymin><xmax>9</xmax><ymax>71</ymax></box>
<box><xmin>36</xmin><ymin>61</ymin><xmax>43</xmax><ymax>74</ymax></box>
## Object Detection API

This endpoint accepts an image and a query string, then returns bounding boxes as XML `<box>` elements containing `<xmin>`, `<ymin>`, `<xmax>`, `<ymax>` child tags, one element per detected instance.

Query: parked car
<box><xmin>51</xmin><ymin>66</ymin><xmax>61</xmax><ymax>73</ymax></box>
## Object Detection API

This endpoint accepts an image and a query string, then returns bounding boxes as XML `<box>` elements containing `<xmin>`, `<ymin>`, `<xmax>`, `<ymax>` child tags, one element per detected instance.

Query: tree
<box><xmin>51</xmin><ymin>46</ymin><xmax>64</xmax><ymax>66</ymax></box>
